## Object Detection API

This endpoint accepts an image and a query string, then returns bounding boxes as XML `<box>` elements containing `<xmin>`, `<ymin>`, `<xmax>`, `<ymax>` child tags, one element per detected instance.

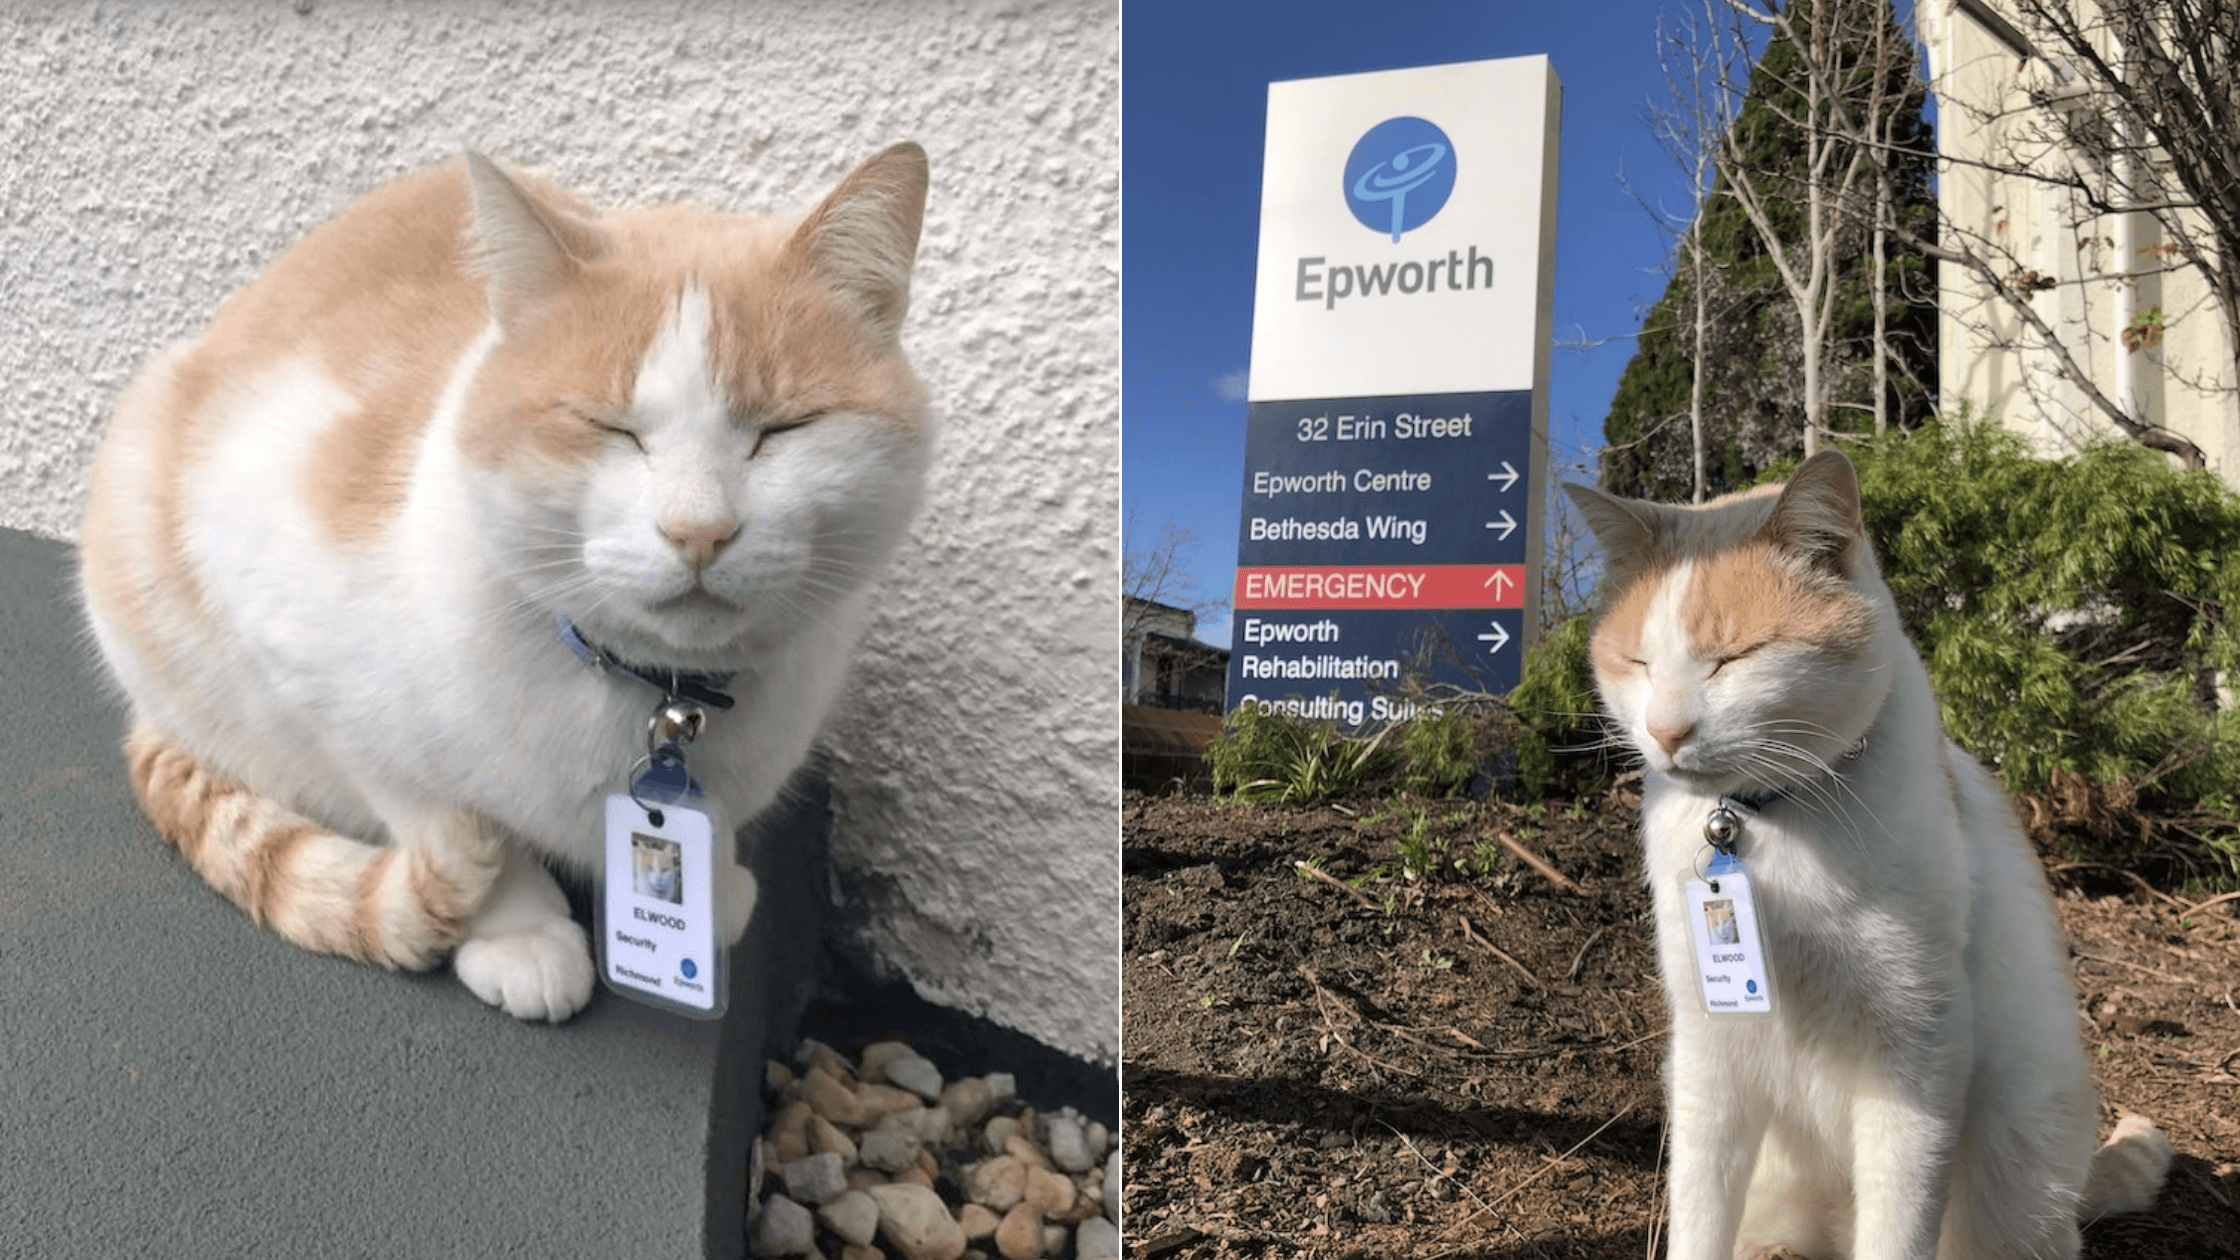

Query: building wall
<box><xmin>1921</xmin><ymin>0</ymin><xmax>2240</xmax><ymax>479</ymax></box>
<box><xmin>0</xmin><ymin>0</ymin><xmax>1118</xmax><ymax>1061</ymax></box>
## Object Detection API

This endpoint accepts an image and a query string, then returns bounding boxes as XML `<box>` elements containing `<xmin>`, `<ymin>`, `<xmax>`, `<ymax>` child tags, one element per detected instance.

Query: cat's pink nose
<box><xmin>661</xmin><ymin>516</ymin><xmax>739</xmax><ymax>570</ymax></box>
<box><xmin>1649</xmin><ymin>721</ymin><xmax>1694</xmax><ymax>756</ymax></box>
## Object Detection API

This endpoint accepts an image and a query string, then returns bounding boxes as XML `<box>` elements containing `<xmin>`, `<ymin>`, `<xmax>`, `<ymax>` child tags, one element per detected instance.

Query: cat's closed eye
<box><xmin>595</xmin><ymin>421</ymin><xmax>647</xmax><ymax>454</ymax></box>
<box><xmin>563</xmin><ymin>403</ymin><xmax>645</xmax><ymax>453</ymax></box>
<box><xmin>750</xmin><ymin>414</ymin><xmax>821</xmax><ymax>457</ymax></box>
<box><xmin>1707</xmin><ymin>642</ymin><xmax>1767</xmax><ymax>675</ymax></box>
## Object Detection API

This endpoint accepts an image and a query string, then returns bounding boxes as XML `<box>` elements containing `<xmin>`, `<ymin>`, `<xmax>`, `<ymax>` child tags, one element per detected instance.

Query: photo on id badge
<box><xmin>1704</xmin><ymin>898</ymin><xmax>1738</xmax><ymax>945</ymax></box>
<box><xmin>634</xmin><ymin>832</ymin><xmax>684</xmax><ymax>905</ymax></box>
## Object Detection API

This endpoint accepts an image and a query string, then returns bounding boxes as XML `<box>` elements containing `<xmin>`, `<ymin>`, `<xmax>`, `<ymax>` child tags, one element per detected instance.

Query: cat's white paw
<box><xmin>453</xmin><ymin>917</ymin><xmax>595</xmax><ymax>1022</ymax></box>
<box><xmin>720</xmin><ymin>860</ymin><xmax>758</xmax><ymax>945</ymax></box>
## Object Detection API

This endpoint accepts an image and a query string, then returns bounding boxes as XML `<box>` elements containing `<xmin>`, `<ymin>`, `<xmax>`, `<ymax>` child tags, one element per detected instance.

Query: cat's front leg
<box><xmin>1663</xmin><ymin>1027</ymin><xmax>1770</xmax><ymax>1260</ymax></box>
<box><xmin>1847</xmin><ymin>1073</ymin><xmax>1961</xmax><ymax>1260</ymax></box>
<box><xmin>1842</xmin><ymin>972</ymin><xmax>1970</xmax><ymax>1260</ymax></box>
<box><xmin>451</xmin><ymin>843</ymin><xmax>596</xmax><ymax>1022</ymax></box>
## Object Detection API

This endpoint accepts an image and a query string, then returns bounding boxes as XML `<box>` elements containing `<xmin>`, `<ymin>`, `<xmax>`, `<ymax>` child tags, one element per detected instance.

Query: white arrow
<box><xmin>1482</xmin><ymin>569</ymin><xmax>1515</xmax><ymax>598</ymax></box>
<box><xmin>1486</xmin><ymin>461</ymin><xmax>1521</xmax><ymax>492</ymax></box>
<box><xmin>1475</xmin><ymin>621</ymin><xmax>1512</xmax><ymax>654</ymax></box>
<box><xmin>1484</xmin><ymin>509</ymin><xmax>1517</xmax><ymax>540</ymax></box>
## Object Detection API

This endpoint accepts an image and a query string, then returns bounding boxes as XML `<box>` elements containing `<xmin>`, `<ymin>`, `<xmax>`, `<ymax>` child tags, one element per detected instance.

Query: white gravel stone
<box><xmin>885</xmin><ymin>1050</ymin><xmax>945</xmax><ymax>1102</ymax></box>
<box><xmin>799</xmin><ymin>1066</ymin><xmax>870</xmax><ymax>1128</ymax></box>
<box><xmin>1004</xmin><ymin>1133</ymin><xmax>1051</xmax><ymax>1171</ymax></box>
<box><xmin>1023</xmin><ymin>1165</ymin><xmax>1075</xmax><ymax>1216</ymax></box>
<box><xmin>909</xmin><ymin>1102</ymin><xmax>956</xmax><ymax>1146</ymax></box>
<box><xmin>797</xmin><ymin>1038</ymin><xmax>853</xmax><ymax>1082</ymax></box>
<box><xmin>749</xmin><ymin>1192</ymin><xmax>816</xmax><ymax>1257</ymax></box>
<box><xmin>858</xmin><ymin>1039</ymin><xmax>915</xmax><ymax>1082</ymax></box>
<box><xmin>1103</xmin><ymin>1150</ymin><xmax>1119</xmax><ymax>1224</ymax></box>
<box><xmin>817</xmin><ymin>1188</ymin><xmax>881</xmax><ymax>1247</ymax></box>
<box><xmin>859</xmin><ymin>1124</ymin><xmax>925</xmax><ymax>1175</ymax></box>
<box><xmin>780</xmin><ymin>1152</ymin><xmax>849</xmax><ymax>1205</ymax></box>
<box><xmin>858</xmin><ymin>1082</ymin><xmax>923</xmax><ymax>1115</ymax></box>
<box><xmin>868</xmin><ymin>1181</ymin><xmax>968</xmax><ymax>1260</ymax></box>
<box><xmin>809</xmin><ymin>1113</ymin><xmax>859</xmax><ymax>1165</ymax></box>
<box><xmin>942</xmin><ymin>1077</ymin><xmax>995</xmax><ymax>1128</ymax></box>
<box><xmin>1044</xmin><ymin>1113</ymin><xmax>1092</xmax><ymax>1173</ymax></box>
<box><xmin>1084</xmin><ymin>1120</ymin><xmax>1109</xmax><ymax>1160</ymax></box>
<box><xmin>769</xmin><ymin>1101</ymin><xmax>816</xmax><ymax>1162</ymax></box>
<box><xmin>957</xmin><ymin>1202</ymin><xmax>1001</xmax><ymax>1240</ymax></box>
<box><xmin>985</xmin><ymin>1071</ymin><xmax>1016</xmax><ymax>1102</ymax></box>
<box><xmin>994</xmin><ymin>1202</ymin><xmax>1043</xmax><ymax>1260</ymax></box>
<box><xmin>983</xmin><ymin>1115</ymin><xmax>1021</xmax><ymax>1154</ymax></box>
<box><xmin>1076</xmin><ymin>1216</ymin><xmax>1120</xmax><ymax>1260</ymax></box>
<box><xmin>965</xmin><ymin>1154</ymin><xmax>1027</xmax><ymax>1211</ymax></box>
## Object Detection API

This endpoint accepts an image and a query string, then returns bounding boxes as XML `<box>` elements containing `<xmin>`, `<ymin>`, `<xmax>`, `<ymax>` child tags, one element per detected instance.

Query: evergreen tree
<box><xmin>1602</xmin><ymin>0</ymin><xmax>1938</xmax><ymax>501</ymax></box>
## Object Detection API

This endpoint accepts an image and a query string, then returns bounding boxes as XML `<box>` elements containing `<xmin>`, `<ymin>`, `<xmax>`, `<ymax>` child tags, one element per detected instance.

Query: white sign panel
<box><xmin>1248</xmin><ymin>57</ymin><xmax>1560</xmax><ymax>401</ymax></box>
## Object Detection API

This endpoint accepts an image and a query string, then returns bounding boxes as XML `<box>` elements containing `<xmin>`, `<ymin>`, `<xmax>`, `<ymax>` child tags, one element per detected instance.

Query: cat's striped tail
<box><xmin>124</xmin><ymin>719</ymin><xmax>503</xmax><ymax>970</ymax></box>
<box><xmin>2081</xmin><ymin>1114</ymin><xmax>2175</xmax><ymax>1219</ymax></box>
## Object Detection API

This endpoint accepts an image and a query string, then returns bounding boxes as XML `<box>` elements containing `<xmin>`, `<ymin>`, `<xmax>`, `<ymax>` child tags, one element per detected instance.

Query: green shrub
<box><xmin>1506</xmin><ymin>612</ymin><xmax>1610</xmax><ymax>800</ymax></box>
<box><xmin>1206</xmin><ymin>697</ymin><xmax>1509</xmax><ymax>803</ymax></box>
<box><xmin>1394</xmin><ymin>705</ymin><xmax>1485</xmax><ymax>797</ymax></box>
<box><xmin>1842</xmin><ymin>418</ymin><xmax>2240</xmax><ymax>883</ymax></box>
<box><xmin>1206</xmin><ymin>701</ymin><xmax>1397</xmax><ymax>803</ymax></box>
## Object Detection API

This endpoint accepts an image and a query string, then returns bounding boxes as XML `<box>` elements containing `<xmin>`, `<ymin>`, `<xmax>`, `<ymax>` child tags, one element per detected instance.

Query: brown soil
<box><xmin>1121</xmin><ymin>788</ymin><xmax>2240</xmax><ymax>1260</ymax></box>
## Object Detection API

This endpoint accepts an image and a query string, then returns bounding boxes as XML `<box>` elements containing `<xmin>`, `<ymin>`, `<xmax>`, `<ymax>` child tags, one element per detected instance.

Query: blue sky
<box><xmin>1123</xmin><ymin>0</ymin><xmax>1727</xmax><ymax>649</ymax></box>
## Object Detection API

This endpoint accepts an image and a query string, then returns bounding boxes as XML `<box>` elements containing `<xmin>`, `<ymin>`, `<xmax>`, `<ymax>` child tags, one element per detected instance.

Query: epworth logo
<box><xmin>1342</xmin><ymin>116</ymin><xmax>1455</xmax><ymax>242</ymax></box>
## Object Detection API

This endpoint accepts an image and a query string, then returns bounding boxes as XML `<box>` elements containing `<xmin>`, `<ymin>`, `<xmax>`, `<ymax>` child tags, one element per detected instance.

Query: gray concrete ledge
<box><xmin>0</xmin><ymin>528</ymin><xmax>825</xmax><ymax>1259</ymax></box>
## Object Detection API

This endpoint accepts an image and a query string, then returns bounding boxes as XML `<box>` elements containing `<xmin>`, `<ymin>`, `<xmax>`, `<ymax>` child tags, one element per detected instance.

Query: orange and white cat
<box><xmin>79</xmin><ymin>144</ymin><xmax>932</xmax><ymax>1021</ymax></box>
<box><xmin>1566</xmin><ymin>452</ymin><xmax>2170</xmax><ymax>1259</ymax></box>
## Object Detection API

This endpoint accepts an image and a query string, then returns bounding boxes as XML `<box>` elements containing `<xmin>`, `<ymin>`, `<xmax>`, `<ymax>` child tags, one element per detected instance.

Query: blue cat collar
<box><xmin>557</xmin><ymin>615</ymin><xmax>737</xmax><ymax>711</ymax></box>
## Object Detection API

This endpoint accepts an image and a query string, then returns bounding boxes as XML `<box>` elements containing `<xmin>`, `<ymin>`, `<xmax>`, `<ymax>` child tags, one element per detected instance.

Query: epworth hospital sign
<box><xmin>1229</xmin><ymin>56</ymin><xmax>1561</xmax><ymax>725</ymax></box>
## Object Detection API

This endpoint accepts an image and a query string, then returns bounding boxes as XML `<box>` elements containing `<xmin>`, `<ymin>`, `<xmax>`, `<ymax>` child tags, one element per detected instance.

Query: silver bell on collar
<box><xmin>1704</xmin><ymin>803</ymin><xmax>1742</xmax><ymax>852</ymax></box>
<box><xmin>650</xmin><ymin>700</ymin><xmax>708</xmax><ymax>752</ymax></box>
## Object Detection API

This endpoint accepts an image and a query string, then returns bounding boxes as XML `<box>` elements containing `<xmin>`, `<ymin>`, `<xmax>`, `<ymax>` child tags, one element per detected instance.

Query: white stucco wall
<box><xmin>0</xmin><ymin>0</ymin><xmax>1118</xmax><ymax>1062</ymax></box>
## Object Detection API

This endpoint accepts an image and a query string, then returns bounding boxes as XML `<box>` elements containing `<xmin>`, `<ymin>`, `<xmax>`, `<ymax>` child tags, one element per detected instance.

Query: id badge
<box><xmin>596</xmin><ymin>760</ymin><xmax>728</xmax><ymax>1020</ymax></box>
<box><xmin>1680</xmin><ymin>850</ymin><xmax>1775</xmax><ymax>1018</ymax></box>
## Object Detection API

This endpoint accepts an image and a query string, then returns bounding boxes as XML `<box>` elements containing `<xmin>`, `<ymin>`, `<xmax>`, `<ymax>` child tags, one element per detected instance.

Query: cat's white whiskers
<box><xmin>1736</xmin><ymin>739</ymin><xmax>1886</xmax><ymax>850</ymax></box>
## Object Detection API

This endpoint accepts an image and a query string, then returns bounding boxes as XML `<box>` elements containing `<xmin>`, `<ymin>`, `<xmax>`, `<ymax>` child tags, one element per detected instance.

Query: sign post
<box><xmin>1227</xmin><ymin>57</ymin><xmax>1561</xmax><ymax>726</ymax></box>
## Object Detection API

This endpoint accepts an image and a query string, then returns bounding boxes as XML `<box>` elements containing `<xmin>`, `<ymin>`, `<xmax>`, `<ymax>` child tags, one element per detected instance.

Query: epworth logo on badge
<box><xmin>598</xmin><ymin>785</ymin><xmax>728</xmax><ymax>1019</ymax></box>
<box><xmin>1681</xmin><ymin>850</ymin><xmax>1775</xmax><ymax>1018</ymax></box>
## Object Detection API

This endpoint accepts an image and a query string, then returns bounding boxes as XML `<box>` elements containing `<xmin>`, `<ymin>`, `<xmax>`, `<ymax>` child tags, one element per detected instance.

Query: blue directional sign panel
<box><xmin>1226</xmin><ymin>390</ymin><xmax>1533</xmax><ymax>725</ymax></box>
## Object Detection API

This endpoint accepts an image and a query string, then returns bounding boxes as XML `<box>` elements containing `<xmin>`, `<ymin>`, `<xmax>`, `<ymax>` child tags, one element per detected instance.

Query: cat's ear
<box><xmin>787</xmin><ymin>142</ymin><xmax>929</xmax><ymax>338</ymax></box>
<box><xmin>461</xmin><ymin>151</ymin><xmax>607</xmax><ymax>330</ymax></box>
<box><xmin>1763</xmin><ymin>450</ymin><xmax>1865</xmax><ymax>576</ymax></box>
<box><xmin>1563</xmin><ymin>480</ymin><xmax>1663</xmax><ymax>589</ymax></box>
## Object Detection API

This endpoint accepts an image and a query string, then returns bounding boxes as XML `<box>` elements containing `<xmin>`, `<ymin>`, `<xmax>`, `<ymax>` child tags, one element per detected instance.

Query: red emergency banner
<box><xmin>1234</xmin><ymin>564</ymin><xmax>1525</xmax><ymax>610</ymax></box>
